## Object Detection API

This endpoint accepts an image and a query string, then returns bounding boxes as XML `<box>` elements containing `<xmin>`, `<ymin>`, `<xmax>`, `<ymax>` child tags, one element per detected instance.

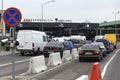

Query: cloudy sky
<box><xmin>2</xmin><ymin>0</ymin><xmax>120</xmax><ymax>23</ymax></box>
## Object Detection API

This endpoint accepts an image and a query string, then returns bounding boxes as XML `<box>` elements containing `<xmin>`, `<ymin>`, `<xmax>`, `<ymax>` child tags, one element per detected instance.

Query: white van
<box><xmin>16</xmin><ymin>30</ymin><xmax>47</xmax><ymax>55</ymax></box>
<box><xmin>70</xmin><ymin>35</ymin><xmax>86</xmax><ymax>44</ymax></box>
<box><xmin>94</xmin><ymin>35</ymin><xmax>105</xmax><ymax>41</ymax></box>
<box><xmin>70</xmin><ymin>35</ymin><xmax>82</xmax><ymax>40</ymax></box>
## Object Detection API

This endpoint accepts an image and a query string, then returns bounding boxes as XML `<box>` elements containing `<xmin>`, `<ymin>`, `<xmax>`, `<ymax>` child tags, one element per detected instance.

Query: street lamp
<box><xmin>112</xmin><ymin>11</ymin><xmax>120</xmax><ymax>34</ymax></box>
<box><xmin>41</xmin><ymin>0</ymin><xmax>55</xmax><ymax>31</ymax></box>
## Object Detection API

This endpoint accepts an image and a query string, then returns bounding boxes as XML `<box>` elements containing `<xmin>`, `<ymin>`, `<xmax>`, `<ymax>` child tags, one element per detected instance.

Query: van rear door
<box><xmin>24</xmin><ymin>31</ymin><xmax>32</xmax><ymax>49</ymax></box>
<box><xmin>18</xmin><ymin>31</ymin><xmax>32</xmax><ymax>50</ymax></box>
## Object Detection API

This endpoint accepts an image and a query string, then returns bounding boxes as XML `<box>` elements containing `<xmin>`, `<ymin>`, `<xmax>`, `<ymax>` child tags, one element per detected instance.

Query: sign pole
<box><xmin>3</xmin><ymin>7</ymin><xmax>22</xmax><ymax>80</ymax></box>
<box><xmin>10</xmin><ymin>27</ymin><xmax>15</xmax><ymax>80</ymax></box>
<box><xmin>11</xmin><ymin>43</ymin><xmax>15</xmax><ymax>80</ymax></box>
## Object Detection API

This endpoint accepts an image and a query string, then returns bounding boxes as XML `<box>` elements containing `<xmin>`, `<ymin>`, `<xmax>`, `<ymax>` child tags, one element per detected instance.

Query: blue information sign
<box><xmin>3</xmin><ymin>7</ymin><xmax>22</xmax><ymax>27</ymax></box>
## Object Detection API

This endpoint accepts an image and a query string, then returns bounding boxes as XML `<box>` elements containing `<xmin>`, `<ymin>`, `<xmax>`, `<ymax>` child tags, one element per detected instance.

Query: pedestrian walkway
<box><xmin>0</xmin><ymin>51</ymin><xmax>11</xmax><ymax>56</ymax></box>
<box><xmin>0</xmin><ymin>50</ymin><xmax>18</xmax><ymax>56</ymax></box>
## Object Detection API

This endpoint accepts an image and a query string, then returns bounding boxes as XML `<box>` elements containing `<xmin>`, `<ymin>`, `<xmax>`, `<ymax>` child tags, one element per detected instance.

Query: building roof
<box><xmin>99</xmin><ymin>20</ymin><xmax>120</xmax><ymax>27</ymax></box>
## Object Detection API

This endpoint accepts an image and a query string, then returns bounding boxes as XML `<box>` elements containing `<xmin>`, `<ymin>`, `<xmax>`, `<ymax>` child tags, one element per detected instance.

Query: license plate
<box><xmin>85</xmin><ymin>52</ymin><xmax>92</xmax><ymax>55</ymax></box>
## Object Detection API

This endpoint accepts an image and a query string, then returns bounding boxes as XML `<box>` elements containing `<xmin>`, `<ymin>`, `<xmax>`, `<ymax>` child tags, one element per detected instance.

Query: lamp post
<box><xmin>41</xmin><ymin>0</ymin><xmax>55</xmax><ymax>31</ymax></box>
<box><xmin>112</xmin><ymin>11</ymin><xmax>120</xmax><ymax>34</ymax></box>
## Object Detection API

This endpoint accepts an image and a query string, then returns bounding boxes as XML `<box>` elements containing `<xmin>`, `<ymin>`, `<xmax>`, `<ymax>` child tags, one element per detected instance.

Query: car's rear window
<box><xmin>81</xmin><ymin>44</ymin><xmax>99</xmax><ymax>50</ymax></box>
<box><xmin>96</xmin><ymin>39</ymin><xmax>109</xmax><ymax>46</ymax></box>
<box><xmin>46</xmin><ymin>42</ymin><xmax>64</xmax><ymax>47</ymax></box>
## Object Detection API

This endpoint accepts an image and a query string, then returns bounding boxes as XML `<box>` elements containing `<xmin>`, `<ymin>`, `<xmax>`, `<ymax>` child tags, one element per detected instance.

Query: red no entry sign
<box><xmin>3</xmin><ymin>7</ymin><xmax>22</xmax><ymax>27</ymax></box>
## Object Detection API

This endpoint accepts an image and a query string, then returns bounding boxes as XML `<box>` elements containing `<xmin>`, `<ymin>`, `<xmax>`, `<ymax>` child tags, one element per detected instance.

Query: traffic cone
<box><xmin>90</xmin><ymin>62</ymin><xmax>102</xmax><ymax>80</ymax></box>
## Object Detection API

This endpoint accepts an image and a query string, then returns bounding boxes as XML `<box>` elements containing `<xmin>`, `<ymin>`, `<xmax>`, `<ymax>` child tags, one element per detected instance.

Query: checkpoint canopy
<box><xmin>3</xmin><ymin>7</ymin><xmax>22</xmax><ymax>27</ymax></box>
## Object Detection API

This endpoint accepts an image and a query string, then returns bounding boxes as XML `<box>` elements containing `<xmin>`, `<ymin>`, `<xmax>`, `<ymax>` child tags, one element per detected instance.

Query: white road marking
<box><xmin>0</xmin><ymin>59</ymin><xmax>29</xmax><ymax>67</ymax></box>
<box><xmin>102</xmin><ymin>49</ymin><xmax>120</xmax><ymax>79</ymax></box>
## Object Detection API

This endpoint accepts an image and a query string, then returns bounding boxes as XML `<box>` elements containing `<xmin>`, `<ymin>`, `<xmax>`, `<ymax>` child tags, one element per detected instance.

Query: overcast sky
<box><xmin>2</xmin><ymin>0</ymin><xmax>120</xmax><ymax>23</ymax></box>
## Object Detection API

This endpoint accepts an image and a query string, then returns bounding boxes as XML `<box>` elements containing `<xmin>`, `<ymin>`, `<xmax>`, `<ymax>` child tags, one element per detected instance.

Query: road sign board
<box><xmin>3</xmin><ymin>7</ymin><xmax>22</xmax><ymax>27</ymax></box>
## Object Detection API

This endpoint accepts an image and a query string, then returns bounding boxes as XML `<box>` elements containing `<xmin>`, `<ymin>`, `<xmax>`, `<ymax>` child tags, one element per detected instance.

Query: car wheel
<box><xmin>103</xmin><ymin>52</ymin><xmax>106</xmax><ymax>57</ymax></box>
<box><xmin>20</xmin><ymin>52</ymin><xmax>24</xmax><ymax>56</ymax></box>
<box><xmin>34</xmin><ymin>51</ymin><xmax>39</xmax><ymax>55</ymax></box>
<box><xmin>44</xmin><ymin>52</ymin><xmax>49</xmax><ymax>57</ymax></box>
<box><xmin>97</xmin><ymin>56</ymin><xmax>102</xmax><ymax>62</ymax></box>
<box><xmin>79</xmin><ymin>57</ymin><xmax>83</xmax><ymax>62</ymax></box>
<box><xmin>60</xmin><ymin>51</ymin><xmax>63</xmax><ymax>58</ymax></box>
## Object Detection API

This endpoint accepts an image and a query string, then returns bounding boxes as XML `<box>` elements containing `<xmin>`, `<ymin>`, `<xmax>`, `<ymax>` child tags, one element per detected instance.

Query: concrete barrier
<box><xmin>71</xmin><ymin>48</ymin><xmax>78</xmax><ymax>58</ymax></box>
<box><xmin>62</xmin><ymin>50</ymin><xmax>72</xmax><ymax>62</ymax></box>
<box><xmin>76</xmin><ymin>75</ymin><xmax>88</xmax><ymax>80</ymax></box>
<box><xmin>47</xmin><ymin>52</ymin><xmax>62</xmax><ymax>66</ymax></box>
<box><xmin>27</xmin><ymin>55</ymin><xmax>47</xmax><ymax>74</ymax></box>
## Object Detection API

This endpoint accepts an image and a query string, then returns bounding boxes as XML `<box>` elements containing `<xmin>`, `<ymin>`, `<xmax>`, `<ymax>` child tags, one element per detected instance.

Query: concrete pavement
<box><xmin>0</xmin><ymin>50</ymin><xmax>18</xmax><ymax>56</ymax></box>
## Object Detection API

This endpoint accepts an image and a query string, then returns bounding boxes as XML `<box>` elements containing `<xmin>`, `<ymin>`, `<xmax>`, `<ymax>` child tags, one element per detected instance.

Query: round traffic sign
<box><xmin>3</xmin><ymin>7</ymin><xmax>22</xmax><ymax>27</ymax></box>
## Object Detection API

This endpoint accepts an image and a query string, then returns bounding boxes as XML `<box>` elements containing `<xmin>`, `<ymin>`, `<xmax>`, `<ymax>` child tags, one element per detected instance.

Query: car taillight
<box><xmin>106</xmin><ymin>46</ymin><xmax>110</xmax><ymax>48</ymax></box>
<box><xmin>79</xmin><ymin>51</ymin><xmax>84</xmax><ymax>55</ymax></box>
<box><xmin>54</xmin><ymin>47</ymin><xmax>61</xmax><ymax>50</ymax></box>
<box><xmin>32</xmin><ymin>43</ymin><xmax>34</xmax><ymax>48</ymax></box>
<box><xmin>44</xmin><ymin>46</ymin><xmax>47</xmax><ymax>50</ymax></box>
<box><xmin>110</xmin><ymin>45</ymin><xmax>113</xmax><ymax>48</ymax></box>
<box><xmin>93</xmin><ymin>51</ymin><xmax>99</xmax><ymax>55</ymax></box>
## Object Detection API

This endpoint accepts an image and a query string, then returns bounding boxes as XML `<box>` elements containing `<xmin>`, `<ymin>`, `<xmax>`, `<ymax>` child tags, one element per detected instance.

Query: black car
<box><xmin>43</xmin><ymin>41</ymin><xmax>74</xmax><ymax>57</ymax></box>
<box><xmin>95</xmin><ymin>39</ymin><xmax>113</xmax><ymax>53</ymax></box>
<box><xmin>79</xmin><ymin>44</ymin><xmax>103</xmax><ymax>62</ymax></box>
<box><xmin>43</xmin><ymin>42</ymin><xmax>65</xmax><ymax>57</ymax></box>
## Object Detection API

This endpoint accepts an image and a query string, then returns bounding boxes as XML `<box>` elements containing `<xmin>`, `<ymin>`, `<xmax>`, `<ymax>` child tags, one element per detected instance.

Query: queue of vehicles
<box><xmin>14</xmin><ymin>30</ymin><xmax>86</xmax><ymax>56</ymax></box>
<box><xmin>79</xmin><ymin>34</ymin><xmax>117</xmax><ymax>62</ymax></box>
<box><xmin>0</xmin><ymin>30</ymin><xmax>117</xmax><ymax>62</ymax></box>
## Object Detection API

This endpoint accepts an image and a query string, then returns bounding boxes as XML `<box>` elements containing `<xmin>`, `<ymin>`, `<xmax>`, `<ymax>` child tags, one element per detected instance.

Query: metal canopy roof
<box><xmin>99</xmin><ymin>20</ymin><xmax>120</xmax><ymax>27</ymax></box>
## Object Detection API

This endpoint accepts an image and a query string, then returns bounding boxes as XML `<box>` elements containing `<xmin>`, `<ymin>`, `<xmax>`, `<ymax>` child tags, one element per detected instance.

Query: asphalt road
<box><xmin>30</xmin><ymin>44</ymin><xmax>120</xmax><ymax>80</ymax></box>
<box><xmin>103</xmin><ymin>48</ymin><xmax>120</xmax><ymax>80</ymax></box>
<box><xmin>31</xmin><ymin>52</ymin><xmax>118</xmax><ymax>80</ymax></box>
<box><xmin>0</xmin><ymin>44</ymin><xmax>120</xmax><ymax>80</ymax></box>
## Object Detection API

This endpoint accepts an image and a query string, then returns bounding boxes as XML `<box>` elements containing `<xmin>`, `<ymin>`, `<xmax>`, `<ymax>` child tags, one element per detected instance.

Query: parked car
<box><xmin>91</xmin><ymin>42</ymin><xmax>107</xmax><ymax>57</ymax></box>
<box><xmin>95</xmin><ymin>39</ymin><xmax>114</xmax><ymax>53</ymax></box>
<box><xmin>79</xmin><ymin>44</ymin><xmax>103</xmax><ymax>62</ymax></box>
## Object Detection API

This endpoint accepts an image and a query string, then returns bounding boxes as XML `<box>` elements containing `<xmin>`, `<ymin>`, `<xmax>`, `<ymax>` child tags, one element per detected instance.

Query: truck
<box><xmin>16</xmin><ymin>30</ymin><xmax>47</xmax><ymax>55</ymax></box>
<box><xmin>105</xmin><ymin>34</ymin><xmax>117</xmax><ymax>49</ymax></box>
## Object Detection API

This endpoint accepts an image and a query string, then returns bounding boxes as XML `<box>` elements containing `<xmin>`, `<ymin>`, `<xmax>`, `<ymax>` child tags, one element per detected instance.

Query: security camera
<box><xmin>1</xmin><ymin>39</ymin><xmax>8</xmax><ymax>43</ymax></box>
<box><xmin>1</xmin><ymin>39</ymin><xmax>8</xmax><ymax>46</ymax></box>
